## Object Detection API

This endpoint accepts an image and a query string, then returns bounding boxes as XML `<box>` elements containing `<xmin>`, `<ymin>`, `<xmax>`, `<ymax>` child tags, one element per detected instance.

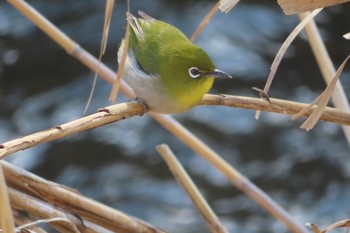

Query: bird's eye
<box><xmin>188</xmin><ymin>67</ymin><xmax>201</xmax><ymax>79</ymax></box>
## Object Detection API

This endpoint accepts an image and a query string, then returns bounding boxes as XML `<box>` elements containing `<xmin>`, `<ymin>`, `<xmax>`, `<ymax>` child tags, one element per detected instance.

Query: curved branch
<box><xmin>0</xmin><ymin>101</ymin><xmax>144</xmax><ymax>159</ymax></box>
<box><xmin>0</xmin><ymin>94</ymin><xmax>349</xmax><ymax>160</ymax></box>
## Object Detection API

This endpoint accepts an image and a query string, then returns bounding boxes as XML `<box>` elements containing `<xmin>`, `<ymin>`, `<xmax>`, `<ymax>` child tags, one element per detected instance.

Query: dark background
<box><xmin>1</xmin><ymin>1</ymin><xmax>350</xmax><ymax>232</ymax></box>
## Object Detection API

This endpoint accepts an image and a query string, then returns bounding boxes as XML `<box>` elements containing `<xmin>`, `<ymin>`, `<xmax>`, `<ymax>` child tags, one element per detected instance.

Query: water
<box><xmin>1</xmin><ymin>1</ymin><xmax>350</xmax><ymax>232</ymax></box>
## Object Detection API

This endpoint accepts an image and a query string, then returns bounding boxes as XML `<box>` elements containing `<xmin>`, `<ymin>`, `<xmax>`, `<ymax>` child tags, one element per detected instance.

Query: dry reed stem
<box><xmin>16</xmin><ymin>218</ymin><xmax>83</xmax><ymax>233</ymax></box>
<box><xmin>151</xmin><ymin>113</ymin><xmax>310</xmax><ymax>233</ymax></box>
<box><xmin>13</xmin><ymin>212</ymin><xmax>47</xmax><ymax>233</ymax></box>
<box><xmin>201</xmin><ymin>94</ymin><xmax>350</xmax><ymax>126</ymax></box>
<box><xmin>278</xmin><ymin>0</ymin><xmax>350</xmax><ymax>15</ymax></box>
<box><xmin>101</xmin><ymin>0</ymin><xmax>115</xmax><ymax>55</ymax></box>
<box><xmin>2</xmin><ymin>161</ymin><xmax>165</xmax><ymax>233</ymax></box>
<box><xmin>307</xmin><ymin>223</ymin><xmax>322</xmax><ymax>233</ymax></box>
<box><xmin>307</xmin><ymin>219</ymin><xmax>350</xmax><ymax>233</ymax></box>
<box><xmin>299</xmin><ymin>12</ymin><xmax>350</xmax><ymax>143</ymax></box>
<box><xmin>256</xmin><ymin>8</ymin><xmax>322</xmax><ymax>120</ymax></box>
<box><xmin>292</xmin><ymin>54</ymin><xmax>350</xmax><ymax>130</ymax></box>
<box><xmin>0</xmin><ymin>164</ymin><xmax>15</xmax><ymax>233</ymax></box>
<box><xmin>156</xmin><ymin>144</ymin><xmax>228</xmax><ymax>233</ymax></box>
<box><xmin>0</xmin><ymin>101</ymin><xmax>144</xmax><ymax>159</ymax></box>
<box><xmin>320</xmin><ymin>219</ymin><xmax>350</xmax><ymax>233</ymax></box>
<box><xmin>109</xmin><ymin>0</ymin><xmax>130</xmax><ymax>102</ymax></box>
<box><xmin>9</xmin><ymin>188</ymin><xmax>93</xmax><ymax>233</ymax></box>
<box><xmin>84</xmin><ymin>0</ymin><xmax>115</xmax><ymax>113</ymax></box>
<box><xmin>1</xmin><ymin>94</ymin><xmax>350</xmax><ymax>160</ymax></box>
<box><xmin>5</xmin><ymin>1</ymin><xmax>308</xmax><ymax>232</ymax></box>
<box><xmin>219</xmin><ymin>0</ymin><xmax>240</xmax><ymax>13</ymax></box>
<box><xmin>190</xmin><ymin>2</ymin><xmax>220</xmax><ymax>42</ymax></box>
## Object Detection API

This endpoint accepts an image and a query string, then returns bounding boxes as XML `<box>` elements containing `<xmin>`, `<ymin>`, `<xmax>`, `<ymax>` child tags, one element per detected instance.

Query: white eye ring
<box><xmin>188</xmin><ymin>67</ymin><xmax>201</xmax><ymax>79</ymax></box>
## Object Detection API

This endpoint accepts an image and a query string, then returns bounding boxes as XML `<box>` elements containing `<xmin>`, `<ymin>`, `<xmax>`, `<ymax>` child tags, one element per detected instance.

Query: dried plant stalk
<box><xmin>151</xmin><ymin>114</ymin><xmax>308</xmax><ymax>233</ymax></box>
<box><xmin>292</xmin><ymin>54</ymin><xmax>350</xmax><ymax>130</ymax></box>
<box><xmin>219</xmin><ymin>0</ymin><xmax>240</xmax><ymax>13</ymax></box>
<box><xmin>256</xmin><ymin>8</ymin><xmax>322</xmax><ymax>120</ymax></box>
<box><xmin>1</xmin><ymin>95</ymin><xmax>350</xmax><ymax>160</ymax></box>
<box><xmin>200</xmin><ymin>94</ymin><xmax>350</xmax><ymax>126</ymax></box>
<box><xmin>0</xmin><ymin>164</ymin><xmax>15</xmax><ymax>233</ymax></box>
<box><xmin>190</xmin><ymin>2</ymin><xmax>220</xmax><ymax>42</ymax></box>
<box><xmin>320</xmin><ymin>219</ymin><xmax>350</xmax><ymax>233</ymax></box>
<box><xmin>2</xmin><ymin>161</ymin><xmax>165</xmax><ymax>233</ymax></box>
<box><xmin>278</xmin><ymin>0</ymin><xmax>350</xmax><ymax>15</ymax></box>
<box><xmin>0</xmin><ymin>101</ymin><xmax>144</xmax><ymax>159</ymax></box>
<box><xmin>157</xmin><ymin>144</ymin><xmax>228</xmax><ymax>233</ymax></box>
<box><xmin>10</xmin><ymin>188</ymin><xmax>88</xmax><ymax>233</ymax></box>
<box><xmin>299</xmin><ymin>12</ymin><xmax>350</xmax><ymax>143</ymax></box>
<box><xmin>84</xmin><ymin>0</ymin><xmax>115</xmax><ymax>113</ymax></box>
<box><xmin>13</xmin><ymin>212</ymin><xmax>47</xmax><ymax>233</ymax></box>
<box><xmin>109</xmin><ymin>0</ymin><xmax>130</xmax><ymax>102</ymax></box>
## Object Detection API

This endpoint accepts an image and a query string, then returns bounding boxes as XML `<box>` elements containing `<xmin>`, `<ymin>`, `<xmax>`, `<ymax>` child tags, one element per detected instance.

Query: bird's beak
<box><xmin>205</xmin><ymin>69</ymin><xmax>232</xmax><ymax>79</ymax></box>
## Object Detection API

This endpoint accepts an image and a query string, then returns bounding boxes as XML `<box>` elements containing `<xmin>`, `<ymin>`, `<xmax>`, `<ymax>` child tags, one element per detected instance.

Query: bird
<box><xmin>118</xmin><ymin>11</ymin><xmax>232</xmax><ymax>114</ymax></box>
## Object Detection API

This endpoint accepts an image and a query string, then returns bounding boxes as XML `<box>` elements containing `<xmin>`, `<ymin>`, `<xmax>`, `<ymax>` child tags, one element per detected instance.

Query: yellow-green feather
<box><xmin>126</xmin><ymin>14</ymin><xmax>216</xmax><ymax>112</ymax></box>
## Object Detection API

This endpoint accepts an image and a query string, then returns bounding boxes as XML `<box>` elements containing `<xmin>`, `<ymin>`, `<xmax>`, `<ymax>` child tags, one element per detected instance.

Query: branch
<box><xmin>10</xmin><ymin>188</ymin><xmax>89</xmax><ymax>233</ymax></box>
<box><xmin>1</xmin><ymin>94</ymin><xmax>350</xmax><ymax>160</ymax></box>
<box><xmin>2</xmin><ymin>161</ymin><xmax>165</xmax><ymax>233</ymax></box>
<box><xmin>0</xmin><ymin>101</ymin><xmax>144</xmax><ymax>159</ymax></box>
<box><xmin>200</xmin><ymin>94</ymin><xmax>350</xmax><ymax>126</ymax></box>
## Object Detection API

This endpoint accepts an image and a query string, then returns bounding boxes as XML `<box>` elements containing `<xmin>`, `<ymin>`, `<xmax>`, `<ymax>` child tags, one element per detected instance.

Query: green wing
<box><xmin>127</xmin><ymin>12</ymin><xmax>190</xmax><ymax>75</ymax></box>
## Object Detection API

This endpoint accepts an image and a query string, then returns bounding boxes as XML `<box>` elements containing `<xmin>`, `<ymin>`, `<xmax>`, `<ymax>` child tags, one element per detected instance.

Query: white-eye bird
<box><xmin>118</xmin><ymin>11</ymin><xmax>232</xmax><ymax>114</ymax></box>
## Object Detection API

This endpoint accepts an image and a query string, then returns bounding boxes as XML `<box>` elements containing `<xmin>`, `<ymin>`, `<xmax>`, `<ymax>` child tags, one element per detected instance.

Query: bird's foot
<box><xmin>130</xmin><ymin>97</ymin><xmax>149</xmax><ymax>116</ymax></box>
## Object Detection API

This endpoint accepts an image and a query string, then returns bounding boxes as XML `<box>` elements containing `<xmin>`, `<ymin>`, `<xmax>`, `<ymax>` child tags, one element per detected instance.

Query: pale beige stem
<box><xmin>12</xmin><ymin>211</ymin><xmax>47</xmax><ymax>233</ymax></box>
<box><xmin>10</xmin><ymin>188</ymin><xmax>88</xmax><ymax>233</ymax></box>
<box><xmin>0</xmin><ymin>101</ymin><xmax>144</xmax><ymax>159</ymax></box>
<box><xmin>278</xmin><ymin>0</ymin><xmax>350</xmax><ymax>15</ymax></box>
<box><xmin>2</xmin><ymin>161</ymin><xmax>165</xmax><ymax>233</ymax></box>
<box><xmin>299</xmin><ymin>12</ymin><xmax>350</xmax><ymax>144</ymax></box>
<box><xmin>1</xmin><ymin>95</ymin><xmax>350</xmax><ymax>160</ymax></box>
<box><xmin>156</xmin><ymin>144</ymin><xmax>228</xmax><ymax>233</ymax></box>
<box><xmin>190</xmin><ymin>2</ymin><xmax>220</xmax><ymax>42</ymax></box>
<box><xmin>0</xmin><ymin>165</ymin><xmax>15</xmax><ymax>233</ymax></box>
<box><xmin>151</xmin><ymin>114</ymin><xmax>307</xmax><ymax>233</ymax></box>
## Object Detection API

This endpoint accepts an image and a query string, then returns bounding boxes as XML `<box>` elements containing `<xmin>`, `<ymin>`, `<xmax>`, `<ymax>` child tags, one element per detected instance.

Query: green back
<box><xmin>128</xmin><ymin>15</ymin><xmax>215</xmax><ymax>105</ymax></box>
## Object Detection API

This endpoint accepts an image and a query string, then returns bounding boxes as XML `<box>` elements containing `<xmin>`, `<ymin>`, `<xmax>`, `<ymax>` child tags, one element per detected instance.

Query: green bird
<box><xmin>118</xmin><ymin>11</ymin><xmax>232</xmax><ymax>114</ymax></box>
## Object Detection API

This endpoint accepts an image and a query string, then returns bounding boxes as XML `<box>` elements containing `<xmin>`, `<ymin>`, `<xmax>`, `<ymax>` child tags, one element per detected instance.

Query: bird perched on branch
<box><xmin>118</xmin><ymin>11</ymin><xmax>232</xmax><ymax>114</ymax></box>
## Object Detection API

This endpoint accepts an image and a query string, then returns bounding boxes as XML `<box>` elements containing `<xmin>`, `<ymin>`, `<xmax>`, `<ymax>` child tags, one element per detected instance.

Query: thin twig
<box><xmin>84</xmin><ymin>0</ymin><xmax>115</xmax><ymax>113</ymax></box>
<box><xmin>190</xmin><ymin>2</ymin><xmax>220</xmax><ymax>42</ymax></box>
<box><xmin>109</xmin><ymin>0</ymin><xmax>130</xmax><ymax>102</ymax></box>
<box><xmin>156</xmin><ymin>144</ymin><xmax>228</xmax><ymax>233</ymax></box>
